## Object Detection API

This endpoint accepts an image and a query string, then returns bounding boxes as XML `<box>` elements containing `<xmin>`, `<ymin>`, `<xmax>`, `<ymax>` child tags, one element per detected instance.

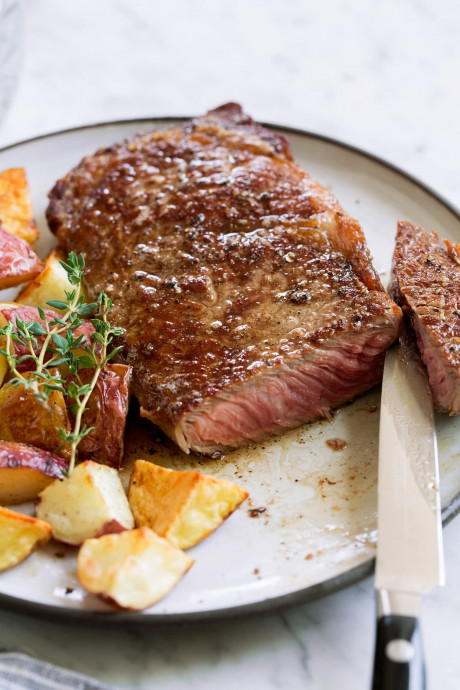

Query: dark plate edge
<box><xmin>0</xmin><ymin>116</ymin><xmax>459</xmax><ymax>627</ymax></box>
<box><xmin>1</xmin><ymin>115</ymin><xmax>459</xmax><ymax>224</ymax></box>
<box><xmin>0</xmin><ymin>559</ymin><xmax>375</xmax><ymax>628</ymax></box>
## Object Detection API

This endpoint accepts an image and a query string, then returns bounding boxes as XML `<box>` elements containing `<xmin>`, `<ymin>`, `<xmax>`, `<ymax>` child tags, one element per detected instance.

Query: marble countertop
<box><xmin>1</xmin><ymin>0</ymin><xmax>460</xmax><ymax>688</ymax></box>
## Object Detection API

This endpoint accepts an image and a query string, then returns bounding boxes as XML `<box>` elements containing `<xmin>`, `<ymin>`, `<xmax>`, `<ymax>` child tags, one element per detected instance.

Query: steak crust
<box><xmin>391</xmin><ymin>220</ymin><xmax>460</xmax><ymax>414</ymax></box>
<box><xmin>47</xmin><ymin>103</ymin><xmax>402</xmax><ymax>454</ymax></box>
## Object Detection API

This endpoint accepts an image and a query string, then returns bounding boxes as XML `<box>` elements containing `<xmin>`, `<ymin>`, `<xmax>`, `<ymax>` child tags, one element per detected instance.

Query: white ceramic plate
<box><xmin>0</xmin><ymin>119</ymin><xmax>459</xmax><ymax>624</ymax></box>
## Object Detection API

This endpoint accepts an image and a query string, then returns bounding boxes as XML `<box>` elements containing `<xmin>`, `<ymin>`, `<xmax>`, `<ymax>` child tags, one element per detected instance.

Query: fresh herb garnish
<box><xmin>0</xmin><ymin>252</ymin><xmax>123</xmax><ymax>474</ymax></box>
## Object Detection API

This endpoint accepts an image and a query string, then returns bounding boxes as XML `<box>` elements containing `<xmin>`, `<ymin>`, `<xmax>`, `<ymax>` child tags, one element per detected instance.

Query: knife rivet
<box><xmin>385</xmin><ymin>639</ymin><xmax>415</xmax><ymax>663</ymax></box>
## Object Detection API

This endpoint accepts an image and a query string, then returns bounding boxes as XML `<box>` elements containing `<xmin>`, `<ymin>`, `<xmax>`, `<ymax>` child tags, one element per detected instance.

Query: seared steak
<box><xmin>392</xmin><ymin>220</ymin><xmax>460</xmax><ymax>414</ymax></box>
<box><xmin>47</xmin><ymin>104</ymin><xmax>402</xmax><ymax>455</ymax></box>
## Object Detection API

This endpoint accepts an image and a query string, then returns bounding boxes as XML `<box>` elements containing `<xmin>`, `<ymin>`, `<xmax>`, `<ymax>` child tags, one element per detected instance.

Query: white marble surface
<box><xmin>0</xmin><ymin>0</ymin><xmax>460</xmax><ymax>688</ymax></box>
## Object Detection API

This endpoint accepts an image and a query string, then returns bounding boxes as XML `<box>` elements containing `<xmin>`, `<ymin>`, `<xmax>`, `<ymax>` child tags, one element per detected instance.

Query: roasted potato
<box><xmin>128</xmin><ymin>460</ymin><xmax>249</xmax><ymax>549</ymax></box>
<box><xmin>0</xmin><ymin>303</ymin><xmax>47</xmax><ymax>384</ymax></box>
<box><xmin>36</xmin><ymin>460</ymin><xmax>134</xmax><ymax>546</ymax></box>
<box><xmin>0</xmin><ymin>226</ymin><xmax>43</xmax><ymax>290</ymax></box>
<box><xmin>0</xmin><ymin>372</ymin><xmax>71</xmax><ymax>460</ymax></box>
<box><xmin>0</xmin><ymin>350</ymin><xmax>7</xmax><ymax>389</ymax></box>
<box><xmin>16</xmin><ymin>247</ymin><xmax>87</xmax><ymax>311</ymax></box>
<box><xmin>0</xmin><ymin>506</ymin><xmax>52</xmax><ymax>571</ymax></box>
<box><xmin>0</xmin><ymin>168</ymin><xmax>39</xmax><ymax>246</ymax></box>
<box><xmin>78</xmin><ymin>527</ymin><xmax>194</xmax><ymax>610</ymax></box>
<box><xmin>0</xmin><ymin>303</ymin><xmax>98</xmax><ymax>379</ymax></box>
<box><xmin>0</xmin><ymin>440</ymin><xmax>68</xmax><ymax>505</ymax></box>
<box><xmin>0</xmin><ymin>302</ymin><xmax>22</xmax><ymax>385</ymax></box>
<box><xmin>68</xmin><ymin>364</ymin><xmax>132</xmax><ymax>468</ymax></box>
<box><xmin>0</xmin><ymin>303</ymin><xmax>59</xmax><ymax>377</ymax></box>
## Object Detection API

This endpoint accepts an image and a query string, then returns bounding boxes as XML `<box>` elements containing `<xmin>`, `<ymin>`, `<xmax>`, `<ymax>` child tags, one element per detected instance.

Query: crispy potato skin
<box><xmin>0</xmin><ymin>225</ymin><xmax>43</xmax><ymax>289</ymax></box>
<box><xmin>67</xmin><ymin>364</ymin><xmax>132</xmax><ymax>468</ymax></box>
<box><xmin>0</xmin><ymin>439</ymin><xmax>67</xmax><ymax>504</ymax></box>
<box><xmin>0</xmin><ymin>168</ymin><xmax>39</xmax><ymax>246</ymax></box>
<box><xmin>0</xmin><ymin>506</ymin><xmax>52</xmax><ymax>571</ymax></box>
<box><xmin>0</xmin><ymin>372</ymin><xmax>72</xmax><ymax>460</ymax></box>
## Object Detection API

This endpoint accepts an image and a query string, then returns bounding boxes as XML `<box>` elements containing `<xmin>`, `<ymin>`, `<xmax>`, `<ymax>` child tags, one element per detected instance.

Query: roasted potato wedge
<box><xmin>0</xmin><ymin>168</ymin><xmax>39</xmax><ymax>246</ymax></box>
<box><xmin>68</xmin><ymin>364</ymin><xmax>132</xmax><ymax>468</ymax></box>
<box><xmin>129</xmin><ymin>460</ymin><xmax>249</xmax><ymax>549</ymax></box>
<box><xmin>78</xmin><ymin>527</ymin><xmax>194</xmax><ymax>610</ymax></box>
<box><xmin>36</xmin><ymin>460</ymin><xmax>134</xmax><ymax>546</ymax></box>
<box><xmin>0</xmin><ymin>301</ymin><xmax>22</xmax><ymax>325</ymax></box>
<box><xmin>0</xmin><ymin>440</ymin><xmax>68</xmax><ymax>505</ymax></box>
<box><xmin>0</xmin><ymin>302</ymin><xmax>22</xmax><ymax>385</ymax></box>
<box><xmin>0</xmin><ymin>372</ymin><xmax>72</xmax><ymax>460</ymax></box>
<box><xmin>0</xmin><ymin>346</ymin><xmax>7</xmax><ymax>388</ymax></box>
<box><xmin>0</xmin><ymin>226</ymin><xmax>43</xmax><ymax>290</ymax></box>
<box><xmin>0</xmin><ymin>303</ymin><xmax>98</xmax><ymax>379</ymax></box>
<box><xmin>16</xmin><ymin>247</ymin><xmax>87</xmax><ymax>311</ymax></box>
<box><xmin>0</xmin><ymin>506</ymin><xmax>52</xmax><ymax>571</ymax></box>
<box><xmin>0</xmin><ymin>303</ymin><xmax>42</xmax><ymax>385</ymax></box>
<box><xmin>0</xmin><ymin>303</ymin><xmax>51</xmax><ymax>382</ymax></box>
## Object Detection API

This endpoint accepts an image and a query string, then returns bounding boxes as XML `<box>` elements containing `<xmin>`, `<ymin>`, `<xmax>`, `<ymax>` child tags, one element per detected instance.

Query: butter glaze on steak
<box><xmin>391</xmin><ymin>220</ymin><xmax>460</xmax><ymax>415</ymax></box>
<box><xmin>47</xmin><ymin>104</ymin><xmax>402</xmax><ymax>454</ymax></box>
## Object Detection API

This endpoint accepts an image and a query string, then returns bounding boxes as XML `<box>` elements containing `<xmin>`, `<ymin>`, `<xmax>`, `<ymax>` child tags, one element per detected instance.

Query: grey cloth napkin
<box><xmin>0</xmin><ymin>652</ymin><xmax>122</xmax><ymax>690</ymax></box>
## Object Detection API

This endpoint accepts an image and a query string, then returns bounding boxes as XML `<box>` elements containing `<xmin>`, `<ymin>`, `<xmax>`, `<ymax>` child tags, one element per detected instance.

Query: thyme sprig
<box><xmin>0</xmin><ymin>252</ymin><xmax>123</xmax><ymax>474</ymax></box>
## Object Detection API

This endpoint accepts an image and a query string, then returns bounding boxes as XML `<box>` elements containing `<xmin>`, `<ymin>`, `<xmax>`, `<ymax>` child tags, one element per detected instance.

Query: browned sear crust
<box><xmin>392</xmin><ymin>220</ymin><xmax>460</xmax><ymax>414</ymax></box>
<box><xmin>47</xmin><ymin>103</ymin><xmax>401</xmax><ymax>454</ymax></box>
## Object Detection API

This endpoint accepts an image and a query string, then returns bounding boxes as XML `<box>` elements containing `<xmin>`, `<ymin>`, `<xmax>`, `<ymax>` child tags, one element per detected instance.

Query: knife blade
<box><xmin>372</xmin><ymin>336</ymin><xmax>445</xmax><ymax>690</ymax></box>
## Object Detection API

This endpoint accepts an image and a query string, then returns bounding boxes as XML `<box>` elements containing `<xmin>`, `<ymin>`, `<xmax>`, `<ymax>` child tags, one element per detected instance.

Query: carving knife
<box><xmin>372</xmin><ymin>337</ymin><xmax>445</xmax><ymax>690</ymax></box>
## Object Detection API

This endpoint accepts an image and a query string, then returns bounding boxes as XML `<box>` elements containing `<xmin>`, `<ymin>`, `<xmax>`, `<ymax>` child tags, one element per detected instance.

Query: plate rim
<box><xmin>1</xmin><ymin>115</ymin><xmax>459</xmax><ymax>223</ymax></box>
<box><xmin>0</xmin><ymin>116</ymin><xmax>459</xmax><ymax>626</ymax></box>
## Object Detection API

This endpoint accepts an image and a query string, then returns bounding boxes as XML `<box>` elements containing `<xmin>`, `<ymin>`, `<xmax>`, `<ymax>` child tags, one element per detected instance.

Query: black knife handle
<box><xmin>372</xmin><ymin>615</ymin><xmax>425</xmax><ymax>690</ymax></box>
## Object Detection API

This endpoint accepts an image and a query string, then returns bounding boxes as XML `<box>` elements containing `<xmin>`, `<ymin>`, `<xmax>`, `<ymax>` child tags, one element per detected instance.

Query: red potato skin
<box><xmin>0</xmin><ymin>225</ymin><xmax>44</xmax><ymax>289</ymax></box>
<box><xmin>1</xmin><ymin>305</ymin><xmax>99</xmax><ymax>372</ymax></box>
<box><xmin>0</xmin><ymin>370</ymin><xmax>72</xmax><ymax>460</ymax></box>
<box><xmin>68</xmin><ymin>364</ymin><xmax>132</xmax><ymax>468</ymax></box>
<box><xmin>0</xmin><ymin>440</ymin><xmax>68</xmax><ymax>476</ymax></box>
<box><xmin>94</xmin><ymin>520</ymin><xmax>128</xmax><ymax>538</ymax></box>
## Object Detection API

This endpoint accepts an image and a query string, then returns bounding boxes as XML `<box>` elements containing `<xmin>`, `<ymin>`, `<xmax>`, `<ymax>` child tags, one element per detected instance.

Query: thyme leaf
<box><xmin>0</xmin><ymin>253</ymin><xmax>122</xmax><ymax>474</ymax></box>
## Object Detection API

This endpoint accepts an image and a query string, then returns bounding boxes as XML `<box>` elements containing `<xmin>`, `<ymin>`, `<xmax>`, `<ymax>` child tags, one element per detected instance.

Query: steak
<box><xmin>47</xmin><ymin>103</ymin><xmax>402</xmax><ymax>455</ymax></box>
<box><xmin>391</xmin><ymin>220</ymin><xmax>460</xmax><ymax>414</ymax></box>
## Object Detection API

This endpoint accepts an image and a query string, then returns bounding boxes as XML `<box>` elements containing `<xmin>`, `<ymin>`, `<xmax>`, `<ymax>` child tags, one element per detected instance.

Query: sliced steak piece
<box><xmin>391</xmin><ymin>220</ymin><xmax>460</xmax><ymax>415</ymax></box>
<box><xmin>47</xmin><ymin>103</ymin><xmax>402</xmax><ymax>455</ymax></box>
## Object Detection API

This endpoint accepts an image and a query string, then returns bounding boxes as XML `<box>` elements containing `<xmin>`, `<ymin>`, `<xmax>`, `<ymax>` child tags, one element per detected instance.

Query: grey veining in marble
<box><xmin>0</xmin><ymin>0</ymin><xmax>23</xmax><ymax>124</ymax></box>
<box><xmin>0</xmin><ymin>1</ymin><xmax>459</xmax><ymax>689</ymax></box>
